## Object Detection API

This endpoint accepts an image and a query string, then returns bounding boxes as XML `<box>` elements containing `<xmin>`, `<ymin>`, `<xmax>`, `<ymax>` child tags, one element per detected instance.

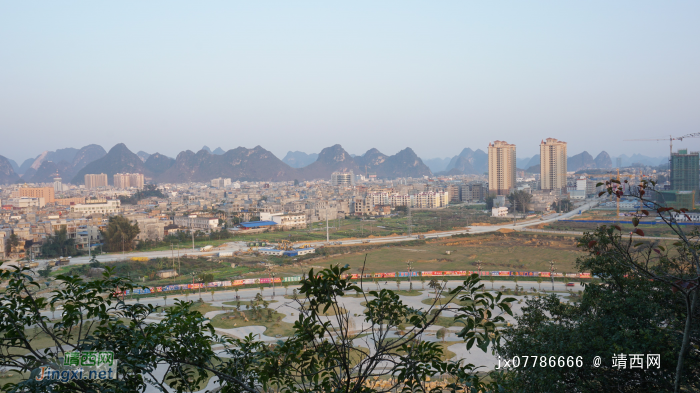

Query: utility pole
<box><xmin>192</xmin><ymin>231</ymin><xmax>195</xmax><ymax>251</ymax></box>
<box><xmin>476</xmin><ymin>260</ymin><xmax>482</xmax><ymax>277</ymax></box>
<box><xmin>550</xmin><ymin>261</ymin><xmax>556</xmax><ymax>291</ymax></box>
<box><xmin>407</xmin><ymin>205</ymin><xmax>412</xmax><ymax>237</ymax></box>
<box><xmin>326</xmin><ymin>209</ymin><xmax>329</xmax><ymax>243</ymax></box>
<box><xmin>87</xmin><ymin>225</ymin><xmax>91</xmax><ymax>259</ymax></box>
<box><xmin>406</xmin><ymin>260</ymin><xmax>413</xmax><ymax>290</ymax></box>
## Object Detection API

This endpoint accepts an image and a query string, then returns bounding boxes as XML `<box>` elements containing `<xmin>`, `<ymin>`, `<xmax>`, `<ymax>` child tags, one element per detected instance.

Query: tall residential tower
<box><xmin>671</xmin><ymin>149</ymin><xmax>699</xmax><ymax>201</ymax></box>
<box><xmin>540</xmin><ymin>138</ymin><xmax>567</xmax><ymax>191</ymax></box>
<box><xmin>488</xmin><ymin>140</ymin><xmax>516</xmax><ymax>196</ymax></box>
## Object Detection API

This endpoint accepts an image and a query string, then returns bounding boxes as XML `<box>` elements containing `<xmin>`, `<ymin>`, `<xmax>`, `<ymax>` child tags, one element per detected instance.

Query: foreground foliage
<box><xmin>0</xmin><ymin>264</ymin><xmax>515</xmax><ymax>392</ymax></box>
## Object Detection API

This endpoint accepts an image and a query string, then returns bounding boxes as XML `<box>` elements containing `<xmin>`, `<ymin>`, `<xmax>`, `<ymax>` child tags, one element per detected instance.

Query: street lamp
<box><xmin>269</xmin><ymin>267</ymin><xmax>276</xmax><ymax>299</ymax></box>
<box><xmin>476</xmin><ymin>260</ymin><xmax>482</xmax><ymax>277</ymax></box>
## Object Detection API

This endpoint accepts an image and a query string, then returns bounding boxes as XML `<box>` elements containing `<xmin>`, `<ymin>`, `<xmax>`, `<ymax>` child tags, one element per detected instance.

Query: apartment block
<box><xmin>114</xmin><ymin>173</ymin><xmax>145</xmax><ymax>189</ymax></box>
<box><xmin>488</xmin><ymin>141</ymin><xmax>516</xmax><ymax>196</ymax></box>
<box><xmin>84</xmin><ymin>173</ymin><xmax>108</xmax><ymax>189</ymax></box>
<box><xmin>331</xmin><ymin>171</ymin><xmax>355</xmax><ymax>187</ymax></box>
<box><xmin>19</xmin><ymin>187</ymin><xmax>55</xmax><ymax>204</ymax></box>
<box><xmin>540</xmin><ymin>138</ymin><xmax>567</xmax><ymax>191</ymax></box>
<box><xmin>211</xmin><ymin>178</ymin><xmax>232</xmax><ymax>188</ymax></box>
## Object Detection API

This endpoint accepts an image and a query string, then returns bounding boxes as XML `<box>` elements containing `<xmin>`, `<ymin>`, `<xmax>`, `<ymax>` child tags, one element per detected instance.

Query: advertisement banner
<box><xmin>233</xmin><ymin>280</ymin><xmax>244</xmax><ymax>286</ymax></box>
<box><xmin>579</xmin><ymin>273</ymin><xmax>591</xmax><ymax>278</ymax></box>
<box><xmin>498</xmin><ymin>271</ymin><xmax>511</xmax><ymax>276</ymax></box>
<box><xmin>243</xmin><ymin>279</ymin><xmax>257</xmax><ymax>285</ymax></box>
<box><xmin>539</xmin><ymin>272</ymin><xmax>551</xmax><ymax>277</ymax></box>
<box><xmin>421</xmin><ymin>271</ymin><xmax>435</xmax><ymax>276</ymax></box>
<box><xmin>383</xmin><ymin>272</ymin><xmax>396</xmax><ymax>278</ymax></box>
<box><xmin>259</xmin><ymin>278</ymin><xmax>271</xmax><ymax>284</ymax></box>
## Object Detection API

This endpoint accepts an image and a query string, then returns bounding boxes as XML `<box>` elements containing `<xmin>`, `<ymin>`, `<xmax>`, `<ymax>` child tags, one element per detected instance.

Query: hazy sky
<box><xmin>2</xmin><ymin>2</ymin><xmax>699</xmax><ymax>164</ymax></box>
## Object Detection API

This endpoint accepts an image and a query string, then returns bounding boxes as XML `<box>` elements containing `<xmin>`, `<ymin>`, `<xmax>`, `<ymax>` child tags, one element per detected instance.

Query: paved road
<box><xmin>47</xmin><ymin>199</ymin><xmax>603</xmax><ymax>267</ymax></box>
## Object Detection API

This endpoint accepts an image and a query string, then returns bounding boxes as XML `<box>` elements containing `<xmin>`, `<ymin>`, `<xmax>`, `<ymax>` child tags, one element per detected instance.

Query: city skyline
<box><xmin>2</xmin><ymin>2</ymin><xmax>699</xmax><ymax>162</ymax></box>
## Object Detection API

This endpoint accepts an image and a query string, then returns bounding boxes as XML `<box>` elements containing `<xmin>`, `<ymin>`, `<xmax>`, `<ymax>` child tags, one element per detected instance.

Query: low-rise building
<box><xmin>272</xmin><ymin>212</ymin><xmax>306</xmax><ymax>229</ymax></box>
<box><xmin>173</xmin><ymin>215</ymin><xmax>219</xmax><ymax>230</ymax></box>
<box><xmin>70</xmin><ymin>200</ymin><xmax>121</xmax><ymax>215</ymax></box>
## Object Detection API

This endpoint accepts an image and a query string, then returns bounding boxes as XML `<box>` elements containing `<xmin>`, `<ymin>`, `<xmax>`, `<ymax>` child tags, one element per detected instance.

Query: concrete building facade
<box><xmin>19</xmin><ymin>187</ymin><xmax>55</xmax><ymax>204</ymax></box>
<box><xmin>671</xmin><ymin>149</ymin><xmax>699</xmax><ymax>201</ymax></box>
<box><xmin>540</xmin><ymin>138</ymin><xmax>567</xmax><ymax>191</ymax></box>
<box><xmin>85</xmin><ymin>173</ymin><xmax>108</xmax><ymax>189</ymax></box>
<box><xmin>488</xmin><ymin>141</ymin><xmax>516</xmax><ymax>196</ymax></box>
<box><xmin>331</xmin><ymin>171</ymin><xmax>355</xmax><ymax>187</ymax></box>
<box><xmin>70</xmin><ymin>200</ymin><xmax>121</xmax><ymax>215</ymax></box>
<box><xmin>114</xmin><ymin>173</ymin><xmax>145</xmax><ymax>189</ymax></box>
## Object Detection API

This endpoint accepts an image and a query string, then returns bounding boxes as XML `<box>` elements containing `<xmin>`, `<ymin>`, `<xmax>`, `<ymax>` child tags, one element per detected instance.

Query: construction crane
<box><xmin>624</xmin><ymin>133</ymin><xmax>700</xmax><ymax>164</ymax></box>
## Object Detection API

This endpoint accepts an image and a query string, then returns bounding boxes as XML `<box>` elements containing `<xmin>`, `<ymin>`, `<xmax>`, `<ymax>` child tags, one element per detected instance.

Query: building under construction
<box><xmin>671</xmin><ymin>149</ymin><xmax>699</xmax><ymax>202</ymax></box>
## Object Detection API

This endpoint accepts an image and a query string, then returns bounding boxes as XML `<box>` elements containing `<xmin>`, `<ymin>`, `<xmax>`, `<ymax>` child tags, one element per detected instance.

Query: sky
<box><xmin>2</xmin><ymin>2</ymin><xmax>700</xmax><ymax>164</ymax></box>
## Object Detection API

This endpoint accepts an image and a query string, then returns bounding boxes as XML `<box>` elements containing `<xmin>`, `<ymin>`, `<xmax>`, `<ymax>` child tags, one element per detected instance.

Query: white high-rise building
<box><xmin>540</xmin><ymin>138</ymin><xmax>567</xmax><ymax>191</ymax></box>
<box><xmin>488</xmin><ymin>141</ymin><xmax>516</xmax><ymax>196</ymax></box>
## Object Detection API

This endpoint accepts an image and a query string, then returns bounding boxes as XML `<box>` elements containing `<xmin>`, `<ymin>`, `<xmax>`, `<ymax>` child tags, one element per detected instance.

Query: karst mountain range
<box><xmin>0</xmin><ymin>144</ymin><xmax>666</xmax><ymax>185</ymax></box>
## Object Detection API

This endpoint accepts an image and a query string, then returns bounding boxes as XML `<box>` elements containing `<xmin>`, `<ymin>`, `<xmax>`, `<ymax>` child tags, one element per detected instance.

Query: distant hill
<box><xmin>137</xmin><ymin>151</ymin><xmax>151</xmax><ymax>162</ymax></box>
<box><xmin>567</xmin><ymin>152</ymin><xmax>595</xmax><ymax>172</ymax></box>
<box><xmin>282</xmin><ymin>151</ymin><xmax>319</xmax><ymax>168</ymax></box>
<box><xmin>0</xmin><ymin>155</ymin><xmax>20</xmax><ymax>184</ymax></box>
<box><xmin>445</xmin><ymin>148</ymin><xmax>488</xmax><ymax>175</ymax></box>
<box><xmin>158</xmin><ymin>146</ymin><xmax>297</xmax><ymax>183</ymax></box>
<box><xmin>8</xmin><ymin>159</ymin><xmax>19</xmax><ymax>173</ymax></box>
<box><xmin>144</xmin><ymin>153</ymin><xmax>175</xmax><ymax>175</ymax></box>
<box><xmin>423</xmin><ymin>157</ymin><xmax>451</xmax><ymax>173</ymax></box>
<box><xmin>25</xmin><ymin>145</ymin><xmax>107</xmax><ymax>184</ymax></box>
<box><xmin>296</xmin><ymin>145</ymin><xmax>359</xmax><ymax>180</ymax></box>
<box><xmin>17</xmin><ymin>158</ymin><xmax>35</xmax><ymax>175</ymax></box>
<box><xmin>613</xmin><ymin>154</ymin><xmax>667</xmax><ymax>167</ymax></box>
<box><xmin>212</xmin><ymin>147</ymin><xmax>225</xmax><ymax>155</ymax></box>
<box><xmin>355</xmin><ymin>148</ymin><xmax>432</xmax><ymax>179</ymax></box>
<box><xmin>594</xmin><ymin>151</ymin><xmax>612</xmax><ymax>169</ymax></box>
<box><xmin>72</xmin><ymin>144</ymin><xmax>149</xmax><ymax>185</ymax></box>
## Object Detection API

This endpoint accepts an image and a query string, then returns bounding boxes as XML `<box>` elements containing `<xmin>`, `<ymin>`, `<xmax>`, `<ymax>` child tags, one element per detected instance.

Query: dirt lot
<box><xmin>271</xmin><ymin>232</ymin><xmax>585</xmax><ymax>277</ymax></box>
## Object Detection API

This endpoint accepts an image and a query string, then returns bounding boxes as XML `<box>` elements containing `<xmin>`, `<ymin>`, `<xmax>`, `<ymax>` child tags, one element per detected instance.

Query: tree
<box><xmin>498</xmin><ymin>177</ymin><xmax>700</xmax><ymax>392</ymax></box>
<box><xmin>37</xmin><ymin>264</ymin><xmax>52</xmax><ymax>279</ymax></box>
<box><xmin>40</xmin><ymin>227</ymin><xmax>79</xmax><ymax>258</ymax></box>
<box><xmin>163</xmin><ymin>294</ymin><xmax>167</xmax><ymax>307</ymax></box>
<box><xmin>420</xmin><ymin>276</ymin><xmax>426</xmax><ymax>289</ymax></box>
<box><xmin>507</xmin><ymin>190</ymin><xmax>533</xmax><ymax>213</ymax></box>
<box><xmin>436</xmin><ymin>327</ymin><xmax>448</xmax><ymax>343</ymax></box>
<box><xmin>5</xmin><ymin>232</ymin><xmax>19</xmax><ymax>257</ymax></box>
<box><xmin>0</xmin><ymin>265</ymin><xmax>517</xmax><ymax>392</ymax></box>
<box><xmin>428</xmin><ymin>279</ymin><xmax>441</xmax><ymax>298</ymax></box>
<box><xmin>485</xmin><ymin>194</ymin><xmax>497</xmax><ymax>210</ymax></box>
<box><xmin>536</xmin><ymin>277</ymin><xmax>543</xmax><ymax>290</ymax></box>
<box><xmin>489</xmin><ymin>276</ymin><xmax>495</xmax><ymax>290</ymax></box>
<box><xmin>101</xmin><ymin>216</ymin><xmax>140</xmax><ymax>252</ymax></box>
<box><xmin>283</xmin><ymin>282</ymin><xmax>289</xmax><ymax>295</ymax></box>
<box><xmin>211</xmin><ymin>289</ymin><xmax>215</xmax><ymax>301</ymax></box>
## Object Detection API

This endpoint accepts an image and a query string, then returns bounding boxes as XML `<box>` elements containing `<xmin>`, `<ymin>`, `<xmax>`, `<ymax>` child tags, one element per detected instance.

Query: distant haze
<box><xmin>1</xmin><ymin>2</ymin><xmax>699</xmax><ymax>163</ymax></box>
